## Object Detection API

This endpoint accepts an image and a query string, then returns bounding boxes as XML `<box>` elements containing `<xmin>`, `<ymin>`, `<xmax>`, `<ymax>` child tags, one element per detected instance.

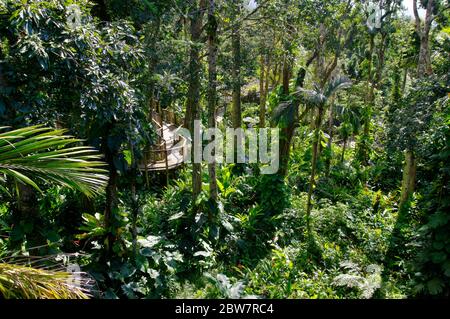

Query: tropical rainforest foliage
<box><xmin>0</xmin><ymin>0</ymin><xmax>448</xmax><ymax>299</ymax></box>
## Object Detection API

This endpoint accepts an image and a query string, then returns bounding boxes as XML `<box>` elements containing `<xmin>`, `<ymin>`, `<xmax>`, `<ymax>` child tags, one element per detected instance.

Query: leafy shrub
<box><xmin>333</xmin><ymin>261</ymin><xmax>382</xmax><ymax>299</ymax></box>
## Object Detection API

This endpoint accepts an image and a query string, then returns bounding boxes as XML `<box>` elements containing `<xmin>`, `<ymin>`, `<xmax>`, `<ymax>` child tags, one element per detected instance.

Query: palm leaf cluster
<box><xmin>295</xmin><ymin>77</ymin><xmax>352</xmax><ymax>107</ymax></box>
<box><xmin>0</xmin><ymin>126</ymin><xmax>109</xmax><ymax>197</ymax></box>
<box><xmin>273</xmin><ymin>76</ymin><xmax>352</xmax><ymax>126</ymax></box>
<box><xmin>0</xmin><ymin>262</ymin><xmax>90</xmax><ymax>299</ymax></box>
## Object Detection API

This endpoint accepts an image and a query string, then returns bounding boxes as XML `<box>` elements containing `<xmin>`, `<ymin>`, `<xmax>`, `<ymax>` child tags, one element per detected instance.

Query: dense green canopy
<box><xmin>0</xmin><ymin>0</ymin><xmax>448</xmax><ymax>299</ymax></box>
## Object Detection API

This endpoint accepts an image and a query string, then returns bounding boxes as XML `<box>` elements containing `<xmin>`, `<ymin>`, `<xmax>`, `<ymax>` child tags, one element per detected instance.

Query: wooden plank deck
<box><xmin>139</xmin><ymin>116</ymin><xmax>187</xmax><ymax>172</ymax></box>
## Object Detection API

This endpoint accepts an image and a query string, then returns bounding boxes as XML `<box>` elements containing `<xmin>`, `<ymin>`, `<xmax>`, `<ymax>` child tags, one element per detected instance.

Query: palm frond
<box><xmin>324</xmin><ymin>76</ymin><xmax>352</xmax><ymax>99</ymax></box>
<box><xmin>272</xmin><ymin>101</ymin><xmax>298</xmax><ymax>126</ymax></box>
<box><xmin>0</xmin><ymin>262</ymin><xmax>90</xmax><ymax>299</ymax></box>
<box><xmin>0</xmin><ymin>126</ymin><xmax>108</xmax><ymax>197</ymax></box>
<box><xmin>295</xmin><ymin>88</ymin><xmax>327</xmax><ymax>107</ymax></box>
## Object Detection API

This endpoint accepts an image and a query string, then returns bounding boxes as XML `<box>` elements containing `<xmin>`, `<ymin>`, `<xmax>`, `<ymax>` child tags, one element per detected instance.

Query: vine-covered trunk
<box><xmin>272</xmin><ymin>63</ymin><xmax>280</xmax><ymax>88</ymax></box>
<box><xmin>359</xmin><ymin>33</ymin><xmax>375</xmax><ymax>165</ymax></box>
<box><xmin>279</xmin><ymin>122</ymin><xmax>297</xmax><ymax>177</ymax></box>
<box><xmin>282</xmin><ymin>55</ymin><xmax>291</xmax><ymax>96</ymax></box>
<box><xmin>230</xmin><ymin>1</ymin><xmax>242</xmax><ymax>172</ymax></box>
<box><xmin>400</xmin><ymin>150</ymin><xmax>417</xmax><ymax>209</ymax></box>
<box><xmin>259</xmin><ymin>55</ymin><xmax>266</xmax><ymax>128</ymax></box>
<box><xmin>278</xmin><ymin>69</ymin><xmax>306</xmax><ymax>177</ymax></box>
<box><xmin>264</xmin><ymin>55</ymin><xmax>271</xmax><ymax>104</ymax></box>
<box><xmin>231</xmin><ymin>22</ymin><xmax>241</xmax><ymax>129</ymax></box>
<box><xmin>146</xmin><ymin>16</ymin><xmax>161</xmax><ymax>117</ymax></box>
<box><xmin>186</xmin><ymin>0</ymin><xmax>206</xmax><ymax>198</ymax></box>
<box><xmin>278</xmin><ymin>55</ymin><xmax>293</xmax><ymax>177</ymax></box>
<box><xmin>325</xmin><ymin>99</ymin><xmax>335</xmax><ymax>177</ymax></box>
<box><xmin>418</xmin><ymin>34</ymin><xmax>433</xmax><ymax>76</ymax></box>
<box><xmin>16</xmin><ymin>183</ymin><xmax>37</xmax><ymax>221</ymax></box>
<box><xmin>104</xmin><ymin>138</ymin><xmax>118</xmax><ymax>255</ymax></box>
<box><xmin>207</xmin><ymin>0</ymin><xmax>218</xmax><ymax>201</ymax></box>
<box><xmin>415</xmin><ymin>0</ymin><xmax>434</xmax><ymax>77</ymax></box>
<box><xmin>399</xmin><ymin>0</ymin><xmax>434</xmax><ymax>207</ymax></box>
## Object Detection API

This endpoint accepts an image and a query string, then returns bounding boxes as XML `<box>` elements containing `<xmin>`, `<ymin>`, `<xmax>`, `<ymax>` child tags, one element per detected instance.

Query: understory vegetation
<box><xmin>0</xmin><ymin>0</ymin><xmax>449</xmax><ymax>299</ymax></box>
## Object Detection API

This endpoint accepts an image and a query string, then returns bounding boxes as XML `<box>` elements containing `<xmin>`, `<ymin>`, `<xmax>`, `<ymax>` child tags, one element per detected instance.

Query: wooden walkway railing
<box><xmin>139</xmin><ymin>110</ymin><xmax>187</xmax><ymax>183</ymax></box>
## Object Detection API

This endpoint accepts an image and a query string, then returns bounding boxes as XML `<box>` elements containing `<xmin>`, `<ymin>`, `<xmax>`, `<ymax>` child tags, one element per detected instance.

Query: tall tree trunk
<box><xmin>418</xmin><ymin>34</ymin><xmax>433</xmax><ymax>76</ymax></box>
<box><xmin>272</xmin><ymin>63</ymin><xmax>280</xmax><ymax>88</ymax></box>
<box><xmin>231</xmin><ymin>18</ymin><xmax>241</xmax><ymax>129</ymax></box>
<box><xmin>359</xmin><ymin>33</ymin><xmax>375</xmax><ymax>165</ymax></box>
<box><xmin>103</xmin><ymin>132</ymin><xmax>118</xmax><ymax>256</ymax></box>
<box><xmin>400</xmin><ymin>150</ymin><xmax>417</xmax><ymax>207</ymax></box>
<box><xmin>398</xmin><ymin>0</ymin><xmax>434</xmax><ymax>208</ymax></box>
<box><xmin>230</xmin><ymin>1</ymin><xmax>242</xmax><ymax>171</ymax></box>
<box><xmin>16</xmin><ymin>184</ymin><xmax>37</xmax><ymax>220</ymax></box>
<box><xmin>207</xmin><ymin>0</ymin><xmax>218</xmax><ymax>201</ymax></box>
<box><xmin>259</xmin><ymin>55</ymin><xmax>266</xmax><ymax>128</ymax></box>
<box><xmin>128</xmin><ymin>120</ymin><xmax>139</xmax><ymax>257</ymax></box>
<box><xmin>278</xmin><ymin>69</ymin><xmax>306</xmax><ymax>177</ymax></box>
<box><xmin>375</xmin><ymin>32</ymin><xmax>388</xmax><ymax>87</ymax></box>
<box><xmin>186</xmin><ymin>0</ymin><xmax>207</xmax><ymax>198</ymax></box>
<box><xmin>282</xmin><ymin>54</ymin><xmax>291</xmax><ymax>96</ymax></box>
<box><xmin>306</xmin><ymin>107</ymin><xmax>325</xmax><ymax>239</ymax></box>
<box><xmin>279</xmin><ymin>124</ymin><xmax>297</xmax><ymax>177</ymax></box>
<box><xmin>401</xmin><ymin>68</ymin><xmax>408</xmax><ymax>94</ymax></box>
<box><xmin>413</xmin><ymin>0</ymin><xmax>434</xmax><ymax>77</ymax></box>
<box><xmin>146</xmin><ymin>16</ymin><xmax>161</xmax><ymax>117</ymax></box>
<box><xmin>264</xmin><ymin>54</ymin><xmax>271</xmax><ymax>101</ymax></box>
<box><xmin>325</xmin><ymin>99</ymin><xmax>335</xmax><ymax>177</ymax></box>
<box><xmin>0</xmin><ymin>63</ymin><xmax>5</xmax><ymax>91</ymax></box>
<box><xmin>185</xmin><ymin>0</ymin><xmax>206</xmax><ymax>198</ymax></box>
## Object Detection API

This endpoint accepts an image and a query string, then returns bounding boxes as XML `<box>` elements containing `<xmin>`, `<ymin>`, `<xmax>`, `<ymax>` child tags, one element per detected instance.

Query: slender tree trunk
<box><xmin>282</xmin><ymin>54</ymin><xmax>290</xmax><ymax>96</ymax></box>
<box><xmin>272</xmin><ymin>63</ymin><xmax>279</xmax><ymax>88</ymax></box>
<box><xmin>185</xmin><ymin>0</ymin><xmax>207</xmax><ymax>198</ymax></box>
<box><xmin>146</xmin><ymin>16</ymin><xmax>161</xmax><ymax>117</ymax></box>
<box><xmin>414</xmin><ymin>0</ymin><xmax>434</xmax><ymax>76</ymax></box>
<box><xmin>127</xmin><ymin>119</ymin><xmax>139</xmax><ymax>257</ymax></box>
<box><xmin>306</xmin><ymin>107</ymin><xmax>324</xmax><ymax>239</ymax></box>
<box><xmin>418</xmin><ymin>33</ymin><xmax>433</xmax><ymax>76</ymax></box>
<box><xmin>264</xmin><ymin>54</ymin><xmax>271</xmax><ymax>100</ymax></box>
<box><xmin>0</xmin><ymin>63</ymin><xmax>5</xmax><ymax>92</ymax></box>
<box><xmin>230</xmin><ymin>1</ymin><xmax>242</xmax><ymax>172</ymax></box>
<box><xmin>231</xmin><ymin>20</ymin><xmax>241</xmax><ymax>129</ymax></box>
<box><xmin>279</xmin><ymin>124</ymin><xmax>297</xmax><ymax>177</ymax></box>
<box><xmin>278</xmin><ymin>69</ymin><xmax>306</xmax><ymax>177</ymax></box>
<box><xmin>359</xmin><ymin>33</ymin><xmax>375</xmax><ymax>165</ymax></box>
<box><xmin>16</xmin><ymin>184</ymin><xmax>37</xmax><ymax>220</ymax></box>
<box><xmin>401</xmin><ymin>68</ymin><xmax>408</xmax><ymax>94</ymax></box>
<box><xmin>325</xmin><ymin>98</ymin><xmax>335</xmax><ymax>177</ymax></box>
<box><xmin>341</xmin><ymin>137</ymin><xmax>347</xmax><ymax>163</ymax></box>
<box><xmin>259</xmin><ymin>55</ymin><xmax>266</xmax><ymax>128</ymax></box>
<box><xmin>207</xmin><ymin>0</ymin><xmax>218</xmax><ymax>201</ymax></box>
<box><xmin>375</xmin><ymin>32</ymin><xmax>387</xmax><ymax>87</ymax></box>
<box><xmin>104</xmin><ymin>133</ymin><xmax>118</xmax><ymax>256</ymax></box>
<box><xmin>398</xmin><ymin>0</ymin><xmax>434</xmax><ymax>207</ymax></box>
<box><xmin>400</xmin><ymin>150</ymin><xmax>417</xmax><ymax>209</ymax></box>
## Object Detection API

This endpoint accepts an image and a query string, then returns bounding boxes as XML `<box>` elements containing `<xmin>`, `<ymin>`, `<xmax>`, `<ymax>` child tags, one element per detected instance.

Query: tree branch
<box><xmin>412</xmin><ymin>0</ymin><xmax>422</xmax><ymax>37</ymax></box>
<box><xmin>424</xmin><ymin>0</ymin><xmax>434</xmax><ymax>36</ymax></box>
